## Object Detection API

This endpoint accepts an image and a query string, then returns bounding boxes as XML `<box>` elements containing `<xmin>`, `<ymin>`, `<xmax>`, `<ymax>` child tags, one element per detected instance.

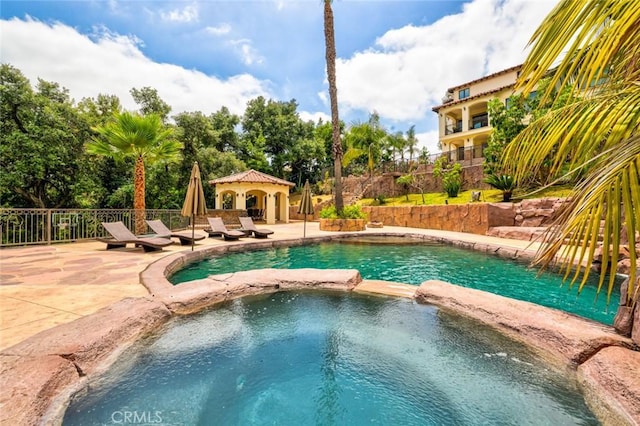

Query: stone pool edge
<box><xmin>0</xmin><ymin>232</ymin><xmax>638</xmax><ymax>425</ymax></box>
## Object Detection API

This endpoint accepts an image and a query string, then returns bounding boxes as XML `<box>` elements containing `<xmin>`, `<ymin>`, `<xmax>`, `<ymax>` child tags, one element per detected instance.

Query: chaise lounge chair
<box><xmin>98</xmin><ymin>221</ymin><xmax>173</xmax><ymax>252</ymax></box>
<box><xmin>239</xmin><ymin>216</ymin><xmax>274</xmax><ymax>238</ymax></box>
<box><xmin>207</xmin><ymin>217</ymin><xmax>246</xmax><ymax>241</ymax></box>
<box><xmin>146</xmin><ymin>219</ymin><xmax>205</xmax><ymax>246</ymax></box>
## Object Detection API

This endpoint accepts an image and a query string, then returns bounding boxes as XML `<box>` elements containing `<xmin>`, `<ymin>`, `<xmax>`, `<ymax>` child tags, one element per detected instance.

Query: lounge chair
<box><xmin>98</xmin><ymin>221</ymin><xmax>173</xmax><ymax>252</ymax></box>
<box><xmin>146</xmin><ymin>219</ymin><xmax>205</xmax><ymax>246</ymax></box>
<box><xmin>206</xmin><ymin>217</ymin><xmax>246</xmax><ymax>241</ymax></box>
<box><xmin>239</xmin><ymin>216</ymin><xmax>274</xmax><ymax>238</ymax></box>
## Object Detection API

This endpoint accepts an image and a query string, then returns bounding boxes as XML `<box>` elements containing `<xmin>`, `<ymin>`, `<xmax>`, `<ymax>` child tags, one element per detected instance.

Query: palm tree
<box><xmin>503</xmin><ymin>0</ymin><xmax>639</xmax><ymax>331</ymax></box>
<box><xmin>324</xmin><ymin>0</ymin><xmax>344</xmax><ymax>213</ymax></box>
<box><xmin>406</xmin><ymin>125</ymin><xmax>418</xmax><ymax>165</ymax></box>
<box><xmin>87</xmin><ymin>112</ymin><xmax>182</xmax><ymax>233</ymax></box>
<box><xmin>342</xmin><ymin>115</ymin><xmax>386</xmax><ymax>177</ymax></box>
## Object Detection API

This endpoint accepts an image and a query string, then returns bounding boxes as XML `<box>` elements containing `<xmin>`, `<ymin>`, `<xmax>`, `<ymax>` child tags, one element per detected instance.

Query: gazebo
<box><xmin>209</xmin><ymin>169</ymin><xmax>295</xmax><ymax>225</ymax></box>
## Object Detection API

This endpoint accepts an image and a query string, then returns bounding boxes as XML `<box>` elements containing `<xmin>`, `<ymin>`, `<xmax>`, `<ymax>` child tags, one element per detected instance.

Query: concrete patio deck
<box><xmin>0</xmin><ymin>221</ymin><xmax>541</xmax><ymax>351</ymax></box>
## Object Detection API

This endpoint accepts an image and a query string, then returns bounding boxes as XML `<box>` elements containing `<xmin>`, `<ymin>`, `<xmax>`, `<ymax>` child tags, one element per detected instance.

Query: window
<box><xmin>471</xmin><ymin>113</ymin><xmax>488</xmax><ymax>129</ymax></box>
<box><xmin>458</xmin><ymin>88</ymin><xmax>470</xmax><ymax>100</ymax></box>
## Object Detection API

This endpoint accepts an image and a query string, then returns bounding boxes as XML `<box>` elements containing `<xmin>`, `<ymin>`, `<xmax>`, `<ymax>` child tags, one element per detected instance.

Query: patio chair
<box><xmin>239</xmin><ymin>216</ymin><xmax>274</xmax><ymax>239</ymax></box>
<box><xmin>98</xmin><ymin>221</ymin><xmax>173</xmax><ymax>252</ymax></box>
<box><xmin>145</xmin><ymin>219</ymin><xmax>205</xmax><ymax>246</ymax></box>
<box><xmin>207</xmin><ymin>217</ymin><xmax>246</xmax><ymax>241</ymax></box>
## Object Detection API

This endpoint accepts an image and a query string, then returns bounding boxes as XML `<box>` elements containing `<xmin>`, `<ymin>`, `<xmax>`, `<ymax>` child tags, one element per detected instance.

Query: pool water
<box><xmin>63</xmin><ymin>292</ymin><xmax>598</xmax><ymax>425</ymax></box>
<box><xmin>170</xmin><ymin>239</ymin><xmax>620</xmax><ymax>324</ymax></box>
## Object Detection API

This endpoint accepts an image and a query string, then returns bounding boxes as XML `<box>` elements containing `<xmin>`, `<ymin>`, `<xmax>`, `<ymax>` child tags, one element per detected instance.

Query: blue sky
<box><xmin>1</xmin><ymin>0</ymin><xmax>559</xmax><ymax>153</ymax></box>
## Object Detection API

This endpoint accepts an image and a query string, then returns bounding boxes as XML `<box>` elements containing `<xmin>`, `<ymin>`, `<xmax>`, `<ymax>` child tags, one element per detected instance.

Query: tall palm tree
<box><xmin>406</xmin><ymin>125</ymin><xmax>418</xmax><ymax>165</ymax></box>
<box><xmin>88</xmin><ymin>112</ymin><xmax>182</xmax><ymax>233</ymax></box>
<box><xmin>342</xmin><ymin>115</ymin><xmax>386</xmax><ymax>177</ymax></box>
<box><xmin>324</xmin><ymin>0</ymin><xmax>344</xmax><ymax>213</ymax></box>
<box><xmin>503</xmin><ymin>0</ymin><xmax>639</xmax><ymax>326</ymax></box>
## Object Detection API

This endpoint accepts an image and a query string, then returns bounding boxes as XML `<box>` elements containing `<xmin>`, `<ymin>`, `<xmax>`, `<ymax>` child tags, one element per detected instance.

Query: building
<box><xmin>209</xmin><ymin>169</ymin><xmax>294</xmax><ymax>224</ymax></box>
<box><xmin>431</xmin><ymin>64</ymin><xmax>523</xmax><ymax>166</ymax></box>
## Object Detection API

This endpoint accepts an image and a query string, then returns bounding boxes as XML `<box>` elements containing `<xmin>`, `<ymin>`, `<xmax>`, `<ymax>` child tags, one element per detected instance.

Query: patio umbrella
<box><xmin>181</xmin><ymin>161</ymin><xmax>208</xmax><ymax>251</ymax></box>
<box><xmin>297</xmin><ymin>180</ymin><xmax>314</xmax><ymax>238</ymax></box>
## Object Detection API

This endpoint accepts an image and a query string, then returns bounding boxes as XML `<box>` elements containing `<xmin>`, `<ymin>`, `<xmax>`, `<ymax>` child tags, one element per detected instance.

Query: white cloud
<box><xmin>230</xmin><ymin>39</ymin><xmax>264</xmax><ymax>66</ymax></box>
<box><xmin>0</xmin><ymin>18</ymin><xmax>271</xmax><ymax>116</ymax></box>
<box><xmin>415</xmin><ymin>130</ymin><xmax>440</xmax><ymax>155</ymax></box>
<box><xmin>334</xmin><ymin>0</ymin><xmax>559</xmax><ymax>122</ymax></box>
<box><xmin>299</xmin><ymin>110</ymin><xmax>330</xmax><ymax>124</ymax></box>
<box><xmin>206</xmin><ymin>23</ymin><xmax>232</xmax><ymax>36</ymax></box>
<box><xmin>160</xmin><ymin>3</ymin><xmax>199</xmax><ymax>23</ymax></box>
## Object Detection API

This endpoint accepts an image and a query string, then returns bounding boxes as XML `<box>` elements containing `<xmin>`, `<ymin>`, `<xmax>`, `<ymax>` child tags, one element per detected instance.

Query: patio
<box><xmin>0</xmin><ymin>221</ymin><xmax>540</xmax><ymax>351</ymax></box>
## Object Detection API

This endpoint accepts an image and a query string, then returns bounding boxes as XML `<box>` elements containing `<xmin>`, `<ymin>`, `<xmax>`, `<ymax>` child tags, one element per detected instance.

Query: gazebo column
<box><xmin>283</xmin><ymin>194</ymin><xmax>290</xmax><ymax>223</ymax></box>
<box><xmin>265</xmin><ymin>192</ymin><xmax>277</xmax><ymax>225</ymax></box>
<box><xmin>239</xmin><ymin>192</ymin><xmax>247</xmax><ymax>211</ymax></box>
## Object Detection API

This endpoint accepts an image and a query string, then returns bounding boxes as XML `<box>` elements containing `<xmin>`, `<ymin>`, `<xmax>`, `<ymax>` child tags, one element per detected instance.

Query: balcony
<box><xmin>470</xmin><ymin>113</ymin><xmax>488</xmax><ymax>130</ymax></box>
<box><xmin>445</xmin><ymin>122</ymin><xmax>463</xmax><ymax>135</ymax></box>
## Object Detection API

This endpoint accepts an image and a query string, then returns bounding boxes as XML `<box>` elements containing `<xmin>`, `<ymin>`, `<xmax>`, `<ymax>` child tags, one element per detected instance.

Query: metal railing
<box><xmin>0</xmin><ymin>209</ymin><xmax>187</xmax><ymax>247</ymax></box>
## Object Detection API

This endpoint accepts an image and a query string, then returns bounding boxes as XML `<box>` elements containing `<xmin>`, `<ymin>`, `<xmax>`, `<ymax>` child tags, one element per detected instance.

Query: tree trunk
<box><xmin>324</xmin><ymin>0</ymin><xmax>343</xmax><ymax>213</ymax></box>
<box><xmin>133</xmin><ymin>155</ymin><xmax>146</xmax><ymax>234</ymax></box>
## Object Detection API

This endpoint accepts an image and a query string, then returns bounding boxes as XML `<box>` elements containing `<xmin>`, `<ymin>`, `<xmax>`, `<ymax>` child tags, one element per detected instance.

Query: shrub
<box><xmin>433</xmin><ymin>157</ymin><xmax>463</xmax><ymax>198</ymax></box>
<box><xmin>484</xmin><ymin>174</ymin><xmax>515</xmax><ymax>202</ymax></box>
<box><xmin>319</xmin><ymin>204</ymin><xmax>367</xmax><ymax>220</ymax></box>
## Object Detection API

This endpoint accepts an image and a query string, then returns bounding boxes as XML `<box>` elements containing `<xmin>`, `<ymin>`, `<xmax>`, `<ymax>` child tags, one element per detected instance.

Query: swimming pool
<box><xmin>170</xmin><ymin>238</ymin><xmax>620</xmax><ymax>324</ymax></box>
<box><xmin>62</xmin><ymin>291</ymin><xmax>598</xmax><ymax>425</ymax></box>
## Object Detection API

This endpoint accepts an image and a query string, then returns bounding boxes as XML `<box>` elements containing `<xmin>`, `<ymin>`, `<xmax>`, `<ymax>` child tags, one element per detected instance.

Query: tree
<box><xmin>0</xmin><ymin>65</ymin><xmax>88</xmax><ymax>208</ymax></box>
<box><xmin>342</xmin><ymin>113</ymin><xmax>386</xmax><ymax>177</ymax></box>
<box><xmin>396</xmin><ymin>174</ymin><xmax>413</xmax><ymax>201</ymax></box>
<box><xmin>433</xmin><ymin>157</ymin><xmax>462</xmax><ymax>198</ymax></box>
<box><xmin>76</xmin><ymin>94</ymin><xmax>127</xmax><ymax>208</ymax></box>
<box><xmin>324</xmin><ymin>0</ymin><xmax>344</xmax><ymax>213</ymax></box>
<box><xmin>209</xmin><ymin>106</ymin><xmax>241</xmax><ymax>153</ymax></box>
<box><xmin>406</xmin><ymin>125</ymin><xmax>418</xmax><ymax>165</ymax></box>
<box><xmin>130</xmin><ymin>87</ymin><xmax>171</xmax><ymax>122</ymax></box>
<box><xmin>87</xmin><ymin>112</ymin><xmax>182</xmax><ymax>233</ymax></box>
<box><xmin>386</xmin><ymin>131</ymin><xmax>407</xmax><ymax>171</ymax></box>
<box><xmin>483</xmin><ymin>96</ymin><xmax>525</xmax><ymax>201</ymax></box>
<box><xmin>241</xmin><ymin>97</ymin><xmax>308</xmax><ymax>179</ymax></box>
<box><xmin>503</xmin><ymin>0</ymin><xmax>640</xmax><ymax>329</ymax></box>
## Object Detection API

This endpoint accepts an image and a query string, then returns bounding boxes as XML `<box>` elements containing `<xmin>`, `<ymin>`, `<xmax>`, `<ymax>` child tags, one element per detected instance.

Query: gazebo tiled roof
<box><xmin>209</xmin><ymin>169</ymin><xmax>295</xmax><ymax>187</ymax></box>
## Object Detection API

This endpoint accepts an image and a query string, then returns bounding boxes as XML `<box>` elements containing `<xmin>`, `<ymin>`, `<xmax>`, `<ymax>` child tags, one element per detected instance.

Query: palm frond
<box><xmin>505</xmin><ymin>0</ymin><xmax>639</xmax><ymax>307</ymax></box>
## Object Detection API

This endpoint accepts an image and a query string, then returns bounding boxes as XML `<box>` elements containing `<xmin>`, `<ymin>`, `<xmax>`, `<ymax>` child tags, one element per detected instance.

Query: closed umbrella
<box><xmin>297</xmin><ymin>180</ymin><xmax>314</xmax><ymax>238</ymax></box>
<box><xmin>181</xmin><ymin>161</ymin><xmax>208</xmax><ymax>250</ymax></box>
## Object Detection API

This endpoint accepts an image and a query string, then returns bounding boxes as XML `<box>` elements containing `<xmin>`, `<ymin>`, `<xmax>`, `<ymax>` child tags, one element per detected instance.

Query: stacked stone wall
<box><xmin>361</xmin><ymin>203</ymin><xmax>515</xmax><ymax>235</ymax></box>
<box><xmin>341</xmin><ymin>165</ymin><xmax>490</xmax><ymax>200</ymax></box>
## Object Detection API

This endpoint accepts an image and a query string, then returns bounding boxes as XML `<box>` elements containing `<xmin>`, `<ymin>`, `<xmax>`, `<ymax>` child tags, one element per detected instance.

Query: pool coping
<box><xmin>1</xmin><ymin>232</ymin><xmax>639</xmax><ymax>425</ymax></box>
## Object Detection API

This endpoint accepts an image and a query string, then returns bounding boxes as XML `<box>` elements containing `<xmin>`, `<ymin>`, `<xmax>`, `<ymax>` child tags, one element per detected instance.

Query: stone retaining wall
<box><xmin>291</xmin><ymin>197</ymin><xmax>567</xmax><ymax>238</ymax></box>
<box><xmin>361</xmin><ymin>203</ymin><xmax>516</xmax><ymax>234</ymax></box>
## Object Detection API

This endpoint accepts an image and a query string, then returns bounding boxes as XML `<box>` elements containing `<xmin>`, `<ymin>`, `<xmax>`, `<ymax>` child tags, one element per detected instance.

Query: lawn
<box><xmin>359</xmin><ymin>185</ymin><xmax>574</xmax><ymax>206</ymax></box>
<box><xmin>290</xmin><ymin>185</ymin><xmax>574</xmax><ymax>207</ymax></box>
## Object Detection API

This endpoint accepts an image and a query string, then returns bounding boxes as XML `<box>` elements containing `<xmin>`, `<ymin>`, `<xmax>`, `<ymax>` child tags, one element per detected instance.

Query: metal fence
<box><xmin>0</xmin><ymin>209</ymin><xmax>187</xmax><ymax>247</ymax></box>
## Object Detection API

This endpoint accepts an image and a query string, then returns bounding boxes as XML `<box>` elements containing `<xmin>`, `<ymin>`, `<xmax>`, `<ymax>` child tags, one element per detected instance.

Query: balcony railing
<box><xmin>438</xmin><ymin>144</ymin><xmax>487</xmax><ymax>165</ymax></box>
<box><xmin>470</xmin><ymin>115</ymin><xmax>489</xmax><ymax>130</ymax></box>
<box><xmin>0</xmin><ymin>209</ymin><xmax>187</xmax><ymax>247</ymax></box>
<box><xmin>445</xmin><ymin>123</ymin><xmax>463</xmax><ymax>135</ymax></box>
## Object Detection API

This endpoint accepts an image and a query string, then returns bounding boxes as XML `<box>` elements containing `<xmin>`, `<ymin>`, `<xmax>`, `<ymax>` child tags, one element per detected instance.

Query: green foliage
<box><xmin>130</xmin><ymin>87</ymin><xmax>171</xmax><ymax>122</ymax></box>
<box><xmin>483</xmin><ymin>96</ymin><xmax>527</xmax><ymax>177</ymax></box>
<box><xmin>372</xmin><ymin>194</ymin><xmax>386</xmax><ymax>205</ymax></box>
<box><xmin>396</xmin><ymin>174</ymin><xmax>413</xmax><ymax>201</ymax></box>
<box><xmin>0</xmin><ymin>65</ymin><xmax>90</xmax><ymax>207</ymax></box>
<box><xmin>433</xmin><ymin>157</ymin><xmax>463</xmax><ymax>198</ymax></box>
<box><xmin>319</xmin><ymin>204</ymin><xmax>366</xmax><ymax>219</ymax></box>
<box><xmin>504</xmin><ymin>0</ymin><xmax>640</xmax><ymax>305</ymax></box>
<box><xmin>484</xmin><ymin>174</ymin><xmax>515</xmax><ymax>202</ymax></box>
<box><xmin>342</xmin><ymin>113</ymin><xmax>386</xmax><ymax>176</ymax></box>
